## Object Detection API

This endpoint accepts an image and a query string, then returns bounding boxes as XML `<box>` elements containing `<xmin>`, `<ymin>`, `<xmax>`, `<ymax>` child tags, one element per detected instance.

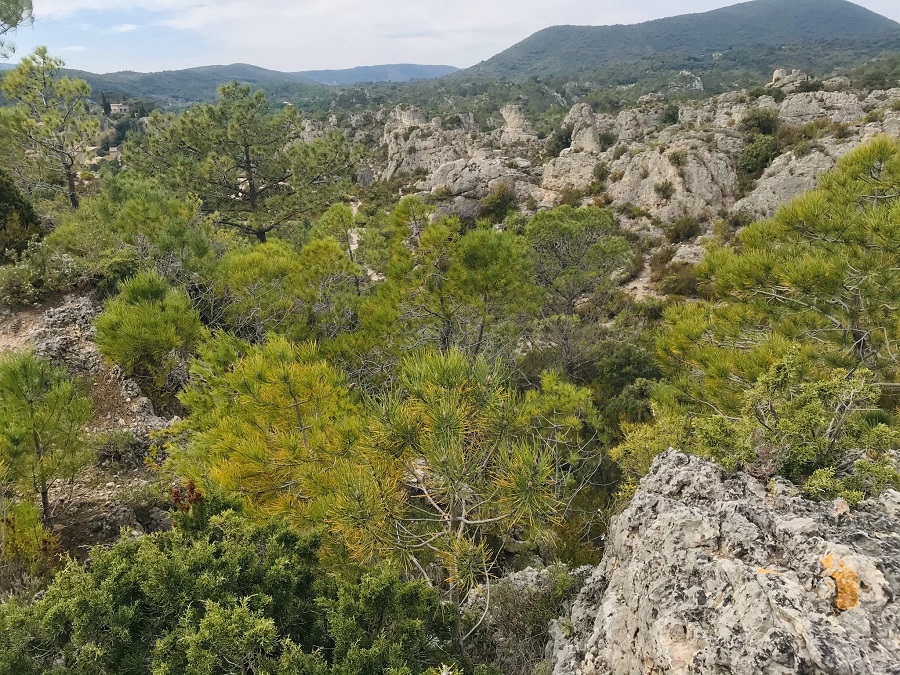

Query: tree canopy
<box><xmin>127</xmin><ymin>82</ymin><xmax>356</xmax><ymax>242</ymax></box>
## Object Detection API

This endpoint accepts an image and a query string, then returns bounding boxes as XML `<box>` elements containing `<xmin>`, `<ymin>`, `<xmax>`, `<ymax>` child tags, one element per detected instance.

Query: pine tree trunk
<box><xmin>65</xmin><ymin>168</ymin><xmax>79</xmax><ymax>209</ymax></box>
<box><xmin>40</xmin><ymin>486</ymin><xmax>51</xmax><ymax>525</ymax></box>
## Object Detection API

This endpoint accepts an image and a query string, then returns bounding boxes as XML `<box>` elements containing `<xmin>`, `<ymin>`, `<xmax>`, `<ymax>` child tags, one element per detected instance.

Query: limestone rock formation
<box><xmin>382</xmin><ymin>106</ymin><xmax>466</xmax><ymax>179</ymax></box>
<box><xmin>500</xmin><ymin>104</ymin><xmax>537</xmax><ymax>145</ymax></box>
<box><xmin>541</xmin><ymin>151</ymin><xmax>600</xmax><ymax>192</ymax></box>
<box><xmin>374</xmin><ymin>82</ymin><xmax>900</xmax><ymax>234</ymax></box>
<box><xmin>424</xmin><ymin>157</ymin><xmax>531</xmax><ymax>200</ymax></box>
<box><xmin>732</xmin><ymin>148</ymin><xmax>836</xmax><ymax>220</ymax></box>
<box><xmin>549</xmin><ymin>450</ymin><xmax>900</xmax><ymax>675</ymax></box>
<box><xmin>566</xmin><ymin>103</ymin><xmax>601</xmax><ymax>153</ymax></box>
<box><xmin>769</xmin><ymin>69</ymin><xmax>818</xmax><ymax>94</ymax></box>
<box><xmin>606</xmin><ymin>139</ymin><xmax>738</xmax><ymax>223</ymax></box>
<box><xmin>779</xmin><ymin>91</ymin><xmax>866</xmax><ymax>126</ymax></box>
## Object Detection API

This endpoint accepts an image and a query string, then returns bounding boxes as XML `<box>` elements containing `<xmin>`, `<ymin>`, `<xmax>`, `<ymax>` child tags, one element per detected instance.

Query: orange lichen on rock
<box><xmin>822</xmin><ymin>553</ymin><xmax>861</xmax><ymax>611</ymax></box>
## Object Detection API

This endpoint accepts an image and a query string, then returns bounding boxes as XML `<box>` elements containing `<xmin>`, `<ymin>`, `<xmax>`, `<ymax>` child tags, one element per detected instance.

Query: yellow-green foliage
<box><xmin>173</xmin><ymin>334</ymin><xmax>363</xmax><ymax>520</ymax></box>
<box><xmin>210</xmin><ymin>237</ymin><xmax>360</xmax><ymax>342</ymax></box>
<box><xmin>48</xmin><ymin>175</ymin><xmax>211</xmax><ymax>289</ymax></box>
<box><xmin>96</xmin><ymin>271</ymin><xmax>205</xmax><ymax>402</ymax></box>
<box><xmin>662</xmin><ymin>137</ymin><xmax>900</xmax><ymax>408</ymax></box>
<box><xmin>174</xmin><ymin>343</ymin><xmax>597</xmax><ymax>594</ymax></box>
<box><xmin>615</xmin><ymin>349</ymin><xmax>900</xmax><ymax>498</ymax></box>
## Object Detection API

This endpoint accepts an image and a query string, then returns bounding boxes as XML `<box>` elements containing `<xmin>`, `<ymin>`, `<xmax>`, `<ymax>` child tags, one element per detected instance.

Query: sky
<box><xmin>4</xmin><ymin>0</ymin><xmax>900</xmax><ymax>74</ymax></box>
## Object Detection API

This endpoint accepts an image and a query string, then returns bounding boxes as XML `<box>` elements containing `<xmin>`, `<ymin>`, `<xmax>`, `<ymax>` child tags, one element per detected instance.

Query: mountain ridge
<box><xmin>461</xmin><ymin>0</ymin><xmax>900</xmax><ymax>80</ymax></box>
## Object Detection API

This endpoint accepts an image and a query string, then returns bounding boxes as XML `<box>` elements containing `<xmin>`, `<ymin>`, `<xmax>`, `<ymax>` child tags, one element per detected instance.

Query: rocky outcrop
<box><xmin>423</xmin><ymin>157</ymin><xmax>531</xmax><ymax>200</ymax></box>
<box><xmin>566</xmin><ymin>103</ymin><xmax>602</xmax><ymax>153</ymax></box>
<box><xmin>779</xmin><ymin>91</ymin><xmax>866</xmax><ymax>126</ymax></box>
<box><xmin>769</xmin><ymin>69</ymin><xmax>819</xmax><ymax>94</ymax></box>
<box><xmin>732</xmin><ymin>148</ymin><xmax>836</xmax><ymax>220</ymax></box>
<box><xmin>500</xmin><ymin>104</ymin><xmax>537</xmax><ymax>145</ymax></box>
<box><xmin>549</xmin><ymin>450</ymin><xmax>900</xmax><ymax>675</ymax></box>
<box><xmin>616</xmin><ymin>105</ymin><xmax>668</xmax><ymax>141</ymax></box>
<box><xmin>382</xmin><ymin>106</ymin><xmax>467</xmax><ymax>179</ymax></box>
<box><xmin>607</xmin><ymin>139</ymin><xmax>738</xmax><ymax>223</ymax></box>
<box><xmin>542</xmin><ymin>151</ymin><xmax>600</xmax><ymax>192</ymax></box>
<box><xmin>375</xmin><ymin>84</ymin><xmax>900</xmax><ymax>231</ymax></box>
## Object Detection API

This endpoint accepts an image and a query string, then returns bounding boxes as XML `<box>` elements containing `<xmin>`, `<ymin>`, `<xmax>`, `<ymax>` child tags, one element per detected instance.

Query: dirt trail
<box><xmin>0</xmin><ymin>297</ymin><xmax>65</xmax><ymax>354</ymax></box>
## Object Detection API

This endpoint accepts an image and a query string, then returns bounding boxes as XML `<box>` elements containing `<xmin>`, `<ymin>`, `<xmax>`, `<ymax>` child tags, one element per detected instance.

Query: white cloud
<box><xmin>26</xmin><ymin>0</ymin><xmax>900</xmax><ymax>72</ymax></box>
<box><xmin>108</xmin><ymin>23</ymin><xmax>138</xmax><ymax>33</ymax></box>
<box><xmin>33</xmin><ymin>0</ymin><xmax>198</xmax><ymax>20</ymax></box>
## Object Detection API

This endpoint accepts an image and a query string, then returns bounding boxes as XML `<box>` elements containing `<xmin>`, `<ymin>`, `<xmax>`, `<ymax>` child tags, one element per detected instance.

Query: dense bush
<box><xmin>0</xmin><ymin>169</ymin><xmax>40</xmax><ymax>262</ymax></box>
<box><xmin>662</xmin><ymin>103</ymin><xmax>680</xmax><ymax>125</ymax></box>
<box><xmin>96</xmin><ymin>271</ymin><xmax>205</xmax><ymax>405</ymax></box>
<box><xmin>479</xmin><ymin>182</ymin><xmax>518</xmax><ymax>223</ymax></box>
<box><xmin>0</xmin><ymin>240</ymin><xmax>79</xmax><ymax>307</ymax></box>
<box><xmin>0</xmin><ymin>513</ymin><xmax>463</xmax><ymax>674</ymax></box>
<box><xmin>667</xmin><ymin>216</ymin><xmax>702</xmax><ymax>243</ymax></box>
<box><xmin>739</xmin><ymin>134</ymin><xmax>780</xmax><ymax>176</ymax></box>
<box><xmin>741</xmin><ymin>107</ymin><xmax>779</xmax><ymax>135</ymax></box>
<box><xmin>546</xmin><ymin>124</ymin><xmax>573</xmax><ymax>158</ymax></box>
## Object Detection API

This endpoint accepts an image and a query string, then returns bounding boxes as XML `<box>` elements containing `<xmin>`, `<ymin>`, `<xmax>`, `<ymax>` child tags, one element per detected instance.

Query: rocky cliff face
<box><xmin>549</xmin><ymin>450</ymin><xmax>900</xmax><ymax>675</ymax></box>
<box><xmin>375</xmin><ymin>83</ymin><xmax>900</xmax><ymax>230</ymax></box>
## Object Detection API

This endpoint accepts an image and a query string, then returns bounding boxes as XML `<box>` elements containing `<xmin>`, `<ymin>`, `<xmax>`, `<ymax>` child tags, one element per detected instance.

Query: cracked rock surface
<box><xmin>550</xmin><ymin>450</ymin><xmax>900</xmax><ymax>675</ymax></box>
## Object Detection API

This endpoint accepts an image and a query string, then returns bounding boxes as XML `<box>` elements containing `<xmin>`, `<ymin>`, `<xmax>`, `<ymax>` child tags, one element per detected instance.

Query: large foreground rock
<box><xmin>550</xmin><ymin>450</ymin><xmax>900</xmax><ymax>675</ymax></box>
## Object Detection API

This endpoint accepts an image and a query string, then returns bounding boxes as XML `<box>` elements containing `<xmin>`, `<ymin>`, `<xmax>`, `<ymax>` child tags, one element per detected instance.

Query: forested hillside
<box><xmin>1</xmin><ymin>0</ymin><xmax>900</xmax><ymax>670</ymax></box>
<box><xmin>63</xmin><ymin>63</ymin><xmax>459</xmax><ymax>106</ymax></box>
<box><xmin>464</xmin><ymin>0</ymin><xmax>900</xmax><ymax>80</ymax></box>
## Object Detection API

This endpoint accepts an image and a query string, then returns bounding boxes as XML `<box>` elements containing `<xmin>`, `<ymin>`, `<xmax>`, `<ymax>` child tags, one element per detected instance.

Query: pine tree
<box><xmin>0</xmin><ymin>352</ymin><xmax>92</xmax><ymax>524</ymax></box>
<box><xmin>127</xmin><ymin>82</ymin><xmax>356</xmax><ymax>243</ymax></box>
<box><xmin>0</xmin><ymin>47</ymin><xmax>97</xmax><ymax>208</ymax></box>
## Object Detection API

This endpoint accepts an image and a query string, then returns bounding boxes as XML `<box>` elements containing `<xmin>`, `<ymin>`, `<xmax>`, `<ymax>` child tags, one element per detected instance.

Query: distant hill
<box><xmin>61</xmin><ymin>64</ymin><xmax>315</xmax><ymax>104</ymax></box>
<box><xmin>462</xmin><ymin>0</ymin><xmax>900</xmax><ymax>80</ymax></box>
<box><xmin>51</xmin><ymin>62</ymin><xmax>456</xmax><ymax>105</ymax></box>
<box><xmin>297</xmin><ymin>64</ymin><xmax>458</xmax><ymax>85</ymax></box>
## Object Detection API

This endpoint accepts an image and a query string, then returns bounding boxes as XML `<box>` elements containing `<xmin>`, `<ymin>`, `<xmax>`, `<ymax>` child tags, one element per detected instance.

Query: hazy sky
<box><xmin>5</xmin><ymin>0</ymin><xmax>900</xmax><ymax>73</ymax></box>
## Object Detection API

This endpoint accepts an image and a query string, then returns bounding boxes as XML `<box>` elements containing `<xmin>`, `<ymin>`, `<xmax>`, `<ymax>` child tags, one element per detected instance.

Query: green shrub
<box><xmin>0</xmin><ymin>240</ymin><xmax>80</xmax><ymax>307</ymax></box>
<box><xmin>746</xmin><ymin>86</ymin><xmax>768</xmax><ymax>100</ymax></box>
<box><xmin>598</xmin><ymin>131</ymin><xmax>618</xmax><ymax>151</ymax></box>
<box><xmin>547</xmin><ymin>124</ymin><xmax>573</xmax><ymax>158</ymax></box>
<box><xmin>740</xmin><ymin>134</ymin><xmax>780</xmax><ymax>176</ymax></box>
<box><xmin>96</xmin><ymin>270</ymin><xmax>204</xmax><ymax>405</ymax></box>
<box><xmin>558</xmin><ymin>187</ymin><xmax>586</xmax><ymax>207</ymax></box>
<box><xmin>795</xmin><ymin>79</ymin><xmax>824</xmax><ymax>93</ymax></box>
<box><xmin>662</xmin><ymin>103</ymin><xmax>680</xmax><ymax>125</ymax></box>
<box><xmin>741</xmin><ymin>107</ymin><xmax>779</xmax><ymax>135</ymax></box>
<box><xmin>667</xmin><ymin>149</ymin><xmax>688</xmax><ymax>167</ymax></box>
<box><xmin>593</xmin><ymin>161</ymin><xmax>610</xmax><ymax>183</ymax></box>
<box><xmin>656</xmin><ymin>262</ymin><xmax>699</xmax><ymax>297</ymax></box>
<box><xmin>667</xmin><ymin>216</ymin><xmax>702</xmax><ymax>243</ymax></box>
<box><xmin>0</xmin><ymin>169</ymin><xmax>41</xmax><ymax>262</ymax></box>
<box><xmin>654</xmin><ymin>180</ymin><xmax>675</xmax><ymax>201</ymax></box>
<box><xmin>864</xmin><ymin>109</ymin><xmax>885</xmax><ymax>124</ymax></box>
<box><xmin>792</xmin><ymin>140</ymin><xmax>816</xmax><ymax>158</ymax></box>
<box><xmin>480</xmin><ymin>183</ymin><xmax>518</xmax><ymax>223</ymax></box>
